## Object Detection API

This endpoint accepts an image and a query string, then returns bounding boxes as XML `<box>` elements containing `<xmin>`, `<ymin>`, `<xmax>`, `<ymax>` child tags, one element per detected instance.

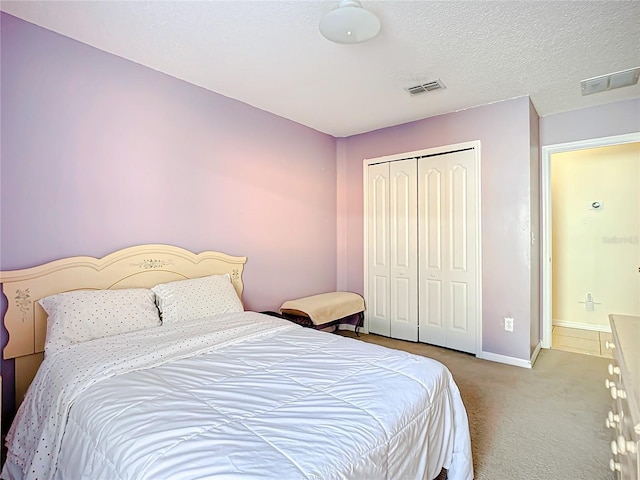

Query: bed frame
<box><xmin>1</xmin><ymin>244</ymin><xmax>247</xmax><ymax>407</ymax></box>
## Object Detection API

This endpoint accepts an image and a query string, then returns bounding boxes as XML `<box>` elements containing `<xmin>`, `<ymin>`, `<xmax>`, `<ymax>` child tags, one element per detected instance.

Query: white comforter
<box><xmin>2</xmin><ymin>312</ymin><xmax>473</xmax><ymax>480</ymax></box>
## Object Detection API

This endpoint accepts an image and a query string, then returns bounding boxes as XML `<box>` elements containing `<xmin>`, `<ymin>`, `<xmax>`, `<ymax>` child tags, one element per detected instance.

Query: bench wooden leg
<box><xmin>355</xmin><ymin>312</ymin><xmax>364</xmax><ymax>337</ymax></box>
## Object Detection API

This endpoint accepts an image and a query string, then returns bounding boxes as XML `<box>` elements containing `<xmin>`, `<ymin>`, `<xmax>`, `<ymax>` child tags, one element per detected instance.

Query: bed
<box><xmin>0</xmin><ymin>244</ymin><xmax>473</xmax><ymax>480</ymax></box>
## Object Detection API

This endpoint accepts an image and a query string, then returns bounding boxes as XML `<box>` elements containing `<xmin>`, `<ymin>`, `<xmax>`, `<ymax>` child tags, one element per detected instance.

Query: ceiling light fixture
<box><xmin>319</xmin><ymin>0</ymin><xmax>380</xmax><ymax>44</ymax></box>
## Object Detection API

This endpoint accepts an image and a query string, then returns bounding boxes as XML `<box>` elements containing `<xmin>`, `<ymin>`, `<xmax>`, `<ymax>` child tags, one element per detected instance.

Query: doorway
<box><xmin>540</xmin><ymin>133</ymin><xmax>640</xmax><ymax>349</ymax></box>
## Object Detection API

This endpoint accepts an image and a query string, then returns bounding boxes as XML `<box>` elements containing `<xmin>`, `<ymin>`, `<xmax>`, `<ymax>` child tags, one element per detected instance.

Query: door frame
<box><xmin>363</xmin><ymin>140</ymin><xmax>482</xmax><ymax>355</ymax></box>
<box><xmin>540</xmin><ymin>132</ymin><xmax>640</xmax><ymax>349</ymax></box>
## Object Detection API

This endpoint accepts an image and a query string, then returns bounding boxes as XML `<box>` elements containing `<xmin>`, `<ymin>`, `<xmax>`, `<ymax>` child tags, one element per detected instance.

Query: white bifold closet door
<box><xmin>366</xmin><ymin>159</ymin><xmax>418</xmax><ymax>342</ymax></box>
<box><xmin>365</xmin><ymin>146</ymin><xmax>479</xmax><ymax>354</ymax></box>
<box><xmin>418</xmin><ymin>149</ymin><xmax>478</xmax><ymax>354</ymax></box>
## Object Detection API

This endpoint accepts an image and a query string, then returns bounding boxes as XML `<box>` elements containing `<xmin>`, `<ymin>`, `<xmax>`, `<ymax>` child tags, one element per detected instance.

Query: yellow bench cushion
<box><xmin>280</xmin><ymin>292</ymin><xmax>364</xmax><ymax>326</ymax></box>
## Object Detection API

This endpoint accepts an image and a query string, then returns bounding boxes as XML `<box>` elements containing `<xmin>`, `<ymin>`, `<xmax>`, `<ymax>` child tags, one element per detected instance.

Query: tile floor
<box><xmin>551</xmin><ymin>325</ymin><xmax>613</xmax><ymax>358</ymax></box>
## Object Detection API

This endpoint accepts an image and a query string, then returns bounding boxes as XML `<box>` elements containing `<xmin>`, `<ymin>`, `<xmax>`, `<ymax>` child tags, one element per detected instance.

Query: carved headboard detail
<box><xmin>1</xmin><ymin>244</ymin><xmax>247</xmax><ymax>406</ymax></box>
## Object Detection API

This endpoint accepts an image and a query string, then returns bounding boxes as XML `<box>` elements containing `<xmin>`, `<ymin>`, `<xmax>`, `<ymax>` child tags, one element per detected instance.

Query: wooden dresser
<box><xmin>607</xmin><ymin>314</ymin><xmax>639</xmax><ymax>479</ymax></box>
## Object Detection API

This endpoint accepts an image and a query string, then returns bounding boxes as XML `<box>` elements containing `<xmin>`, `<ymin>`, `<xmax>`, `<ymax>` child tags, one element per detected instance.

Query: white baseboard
<box><xmin>479</xmin><ymin>350</ymin><xmax>534</xmax><ymax>369</ymax></box>
<box><xmin>552</xmin><ymin>319</ymin><xmax>611</xmax><ymax>333</ymax></box>
<box><xmin>530</xmin><ymin>342</ymin><xmax>541</xmax><ymax>366</ymax></box>
<box><xmin>337</xmin><ymin>324</ymin><xmax>354</xmax><ymax>331</ymax></box>
<box><xmin>337</xmin><ymin>324</ymin><xmax>368</xmax><ymax>334</ymax></box>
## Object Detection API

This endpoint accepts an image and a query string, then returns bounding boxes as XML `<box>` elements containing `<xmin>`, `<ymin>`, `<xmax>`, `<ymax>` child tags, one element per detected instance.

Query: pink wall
<box><xmin>337</xmin><ymin>97</ymin><xmax>538</xmax><ymax>360</ymax></box>
<box><xmin>0</xmin><ymin>13</ymin><xmax>338</xmax><ymax>314</ymax></box>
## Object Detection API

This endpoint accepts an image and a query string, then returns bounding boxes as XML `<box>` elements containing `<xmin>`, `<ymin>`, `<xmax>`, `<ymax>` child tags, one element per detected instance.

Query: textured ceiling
<box><xmin>2</xmin><ymin>0</ymin><xmax>639</xmax><ymax>137</ymax></box>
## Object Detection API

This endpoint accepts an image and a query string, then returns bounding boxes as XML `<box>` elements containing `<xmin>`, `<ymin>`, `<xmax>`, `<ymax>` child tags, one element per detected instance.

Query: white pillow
<box><xmin>39</xmin><ymin>288</ymin><xmax>161</xmax><ymax>354</ymax></box>
<box><xmin>152</xmin><ymin>273</ymin><xmax>243</xmax><ymax>324</ymax></box>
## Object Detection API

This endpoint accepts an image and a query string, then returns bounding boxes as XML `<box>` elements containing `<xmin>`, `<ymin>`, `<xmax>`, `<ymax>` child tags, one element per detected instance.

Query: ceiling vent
<box><xmin>581</xmin><ymin>67</ymin><xmax>640</xmax><ymax>96</ymax></box>
<box><xmin>405</xmin><ymin>79</ymin><xmax>446</xmax><ymax>96</ymax></box>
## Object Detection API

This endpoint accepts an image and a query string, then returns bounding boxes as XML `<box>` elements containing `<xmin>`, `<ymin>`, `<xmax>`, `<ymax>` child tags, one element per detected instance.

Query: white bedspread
<box><xmin>2</xmin><ymin>312</ymin><xmax>473</xmax><ymax>480</ymax></box>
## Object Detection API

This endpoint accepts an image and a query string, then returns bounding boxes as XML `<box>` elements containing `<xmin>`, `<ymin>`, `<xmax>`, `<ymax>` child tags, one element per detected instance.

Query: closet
<box><xmin>364</xmin><ymin>142</ymin><xmax>481</xmax><ymax>354</ymax></box>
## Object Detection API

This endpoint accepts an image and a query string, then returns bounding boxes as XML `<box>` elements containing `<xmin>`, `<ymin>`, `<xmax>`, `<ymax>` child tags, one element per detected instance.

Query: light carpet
<box><xmin>339</xmin><ymin>331</ymin><xmax>613</xmax><ymax>480</ymax></box>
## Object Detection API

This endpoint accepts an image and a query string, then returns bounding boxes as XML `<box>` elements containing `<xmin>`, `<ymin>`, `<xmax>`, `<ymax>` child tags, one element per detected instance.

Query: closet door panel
<box><xmin>372</xmin><ymin>275</ymin><xmax>388</xmax><ymax>321</ymax></box>
<box><xmin>367</xmin><ymin>163</ymin><xmax>391</xmax><ymax>337</ymax></box>
<box><xmin>450</xmin><ymin>281</ymin><xmax>469</xmax><ymax>331</ymax></box>
<box><xmin>393</xmin><ymin>277</ymin><xmax>412</xmax><ymax>324</ymax></box>
<box><xmin>425</xmin><ymin>168</ymin><xmax>443</xmax><ymax>270</ymax></box>
<box><xmin>449</xmin><ymin>164</ymin><xmax>468</xmax><ymax>271</ymax></box>
<box><xmin>424</xmin><ymin>279</ymin><xmax>444</xmax><ymax>345</ymax></box>
<box><xmin>389</xmin><ymin>159</ymin><xmax>418</xmax><ymax>342</ymax></box>
<box><xmin>419</xmin><ymin>149</ymin><xmax>478</xmax><ymax>353</ymax></box>
<box><xmin>419</xmin><ymin>158</ymin><xmax>446</xmax><ymax>345</ymax></box>
<box><xmin>445</xmin><ymin>150</ymin><xmax>478</xmax><ymax>353</ymax></box>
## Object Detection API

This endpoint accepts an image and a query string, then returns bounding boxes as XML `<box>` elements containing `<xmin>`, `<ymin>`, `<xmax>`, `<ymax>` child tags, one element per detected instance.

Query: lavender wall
<box><xmin>540</xmin><ymin>98</ymin><xmax>640</xmax><ymax>146</ymax></box>
<box><xmin>529</xmin><ymin>100</ymin><xmax>541</xmax><ymax>356</ymax></box>
<box><xmin>3</xmin><ymin>11</ymin><xmax>635</xmax><ymax>386</ymax></box>
<box><xmin>337</xmin><ymin>97</ymin><xmax>537</xmax><ymax>361</ymax></box>
<box><xmin>0</xmin><ymin>13</ymin><xmax>338</xmax><ymax>313</ymax></box>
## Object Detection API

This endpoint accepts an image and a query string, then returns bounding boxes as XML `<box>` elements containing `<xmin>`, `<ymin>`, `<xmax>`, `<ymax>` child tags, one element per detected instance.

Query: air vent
<box><xmin>581</xmin><ymin>67</ymin><xmax>640</xmax><ymax>96</ymax></box>
<box><xmin>405</xmin><ymin>79</ymin><xmax>446</xmax><ymax>96</ymax></box>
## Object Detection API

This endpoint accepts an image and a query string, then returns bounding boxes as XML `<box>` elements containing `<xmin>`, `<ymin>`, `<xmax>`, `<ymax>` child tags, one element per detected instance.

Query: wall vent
<box><xmin>581</xmin><ymin>67</ymin><xmax>640</xmax><ymax>96</ymax></box>
<box><xmin>405</xmin><ymin>79</ymin><xmax>446</xmax><ymax>96</ymax></box>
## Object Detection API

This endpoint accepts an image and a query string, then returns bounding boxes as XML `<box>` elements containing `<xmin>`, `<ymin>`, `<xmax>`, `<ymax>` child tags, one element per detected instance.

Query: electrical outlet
<box><xmin>504</xmin><ymin>317</ymin><xmax>514</xmax><ymax>332</ymax></box>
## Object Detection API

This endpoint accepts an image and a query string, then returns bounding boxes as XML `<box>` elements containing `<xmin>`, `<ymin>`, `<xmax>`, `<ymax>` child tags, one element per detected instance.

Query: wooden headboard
<box><xmin>1</xmin><ymin>244</ymin><xmax>247</xmax><ymax>406</ymax></box>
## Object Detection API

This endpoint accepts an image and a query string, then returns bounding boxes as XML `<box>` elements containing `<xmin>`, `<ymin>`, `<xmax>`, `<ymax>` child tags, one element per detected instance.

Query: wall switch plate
<box><xmin>504</xmin><ymin>317</ymin><xmax>514</xmax><ymax>332</ymax></box>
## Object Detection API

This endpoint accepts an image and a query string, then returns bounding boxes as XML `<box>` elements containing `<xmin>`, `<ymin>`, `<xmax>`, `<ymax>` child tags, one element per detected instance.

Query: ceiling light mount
<box><xmin>319</xmin><ymin>0</ymin><xmax>380</xmax><ymax>44</ymax></box>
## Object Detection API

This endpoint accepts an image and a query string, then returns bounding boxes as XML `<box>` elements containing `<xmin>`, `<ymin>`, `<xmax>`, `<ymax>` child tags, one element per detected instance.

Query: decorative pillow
<box><xmin>39</xmin><ymin>288</ymin><xmax>161</xmax><ymax>354</ymax></box>
<box><xmin>151</xmin><ymin>273</ymin><xmax>243</xmax><ymax>324</ymax></box>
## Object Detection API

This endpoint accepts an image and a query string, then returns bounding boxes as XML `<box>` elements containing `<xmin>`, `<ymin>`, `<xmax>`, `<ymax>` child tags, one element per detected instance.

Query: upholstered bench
<box><xmin>278</xmin><ymin>291</ymin><xmax>365</xmax><ymax>335</ymax></box>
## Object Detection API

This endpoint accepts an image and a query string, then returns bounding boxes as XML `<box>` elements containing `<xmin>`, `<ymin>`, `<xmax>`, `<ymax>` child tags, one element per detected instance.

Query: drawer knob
<box><xmin>610</xmin><ymin>386</ymin><xmax>627</xmax><ymax>400</ymax></box>
<box><xmin>618</xmin><ymin>436</ymin><xmax>637</xmax><ymax>455</ymax></box>
<box><xmin>606</xmin><ymin>411</ymin><xmax>621</xmax><ymax>428</ymax></box>
<box><xmin>605</xmin><ymin>340</ymin><xmax>616</xmax><ymax>350</ymax></box>
<box><xmin>605</xmin><ymin>378</ymin><xmax>615</xmax><ymax>389</ymax></box>
<box><xmin>611</xmin><ymin>440</ymin><xmax>620</xmax><ymax>455</ymax></box>
<box><xmin>609</xmin><ymin>458</ymin><xmax>621</xmax><ymax>472</ymax></box>
<box><xmin>607</xmin><ymin>363</ymin><xmax>621</xmax><ymax>376</ymax></box>
<box><xmin>612</xmin><ymin>436</ymin><xmax>638</xmax><ymax>455</ymax></box>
